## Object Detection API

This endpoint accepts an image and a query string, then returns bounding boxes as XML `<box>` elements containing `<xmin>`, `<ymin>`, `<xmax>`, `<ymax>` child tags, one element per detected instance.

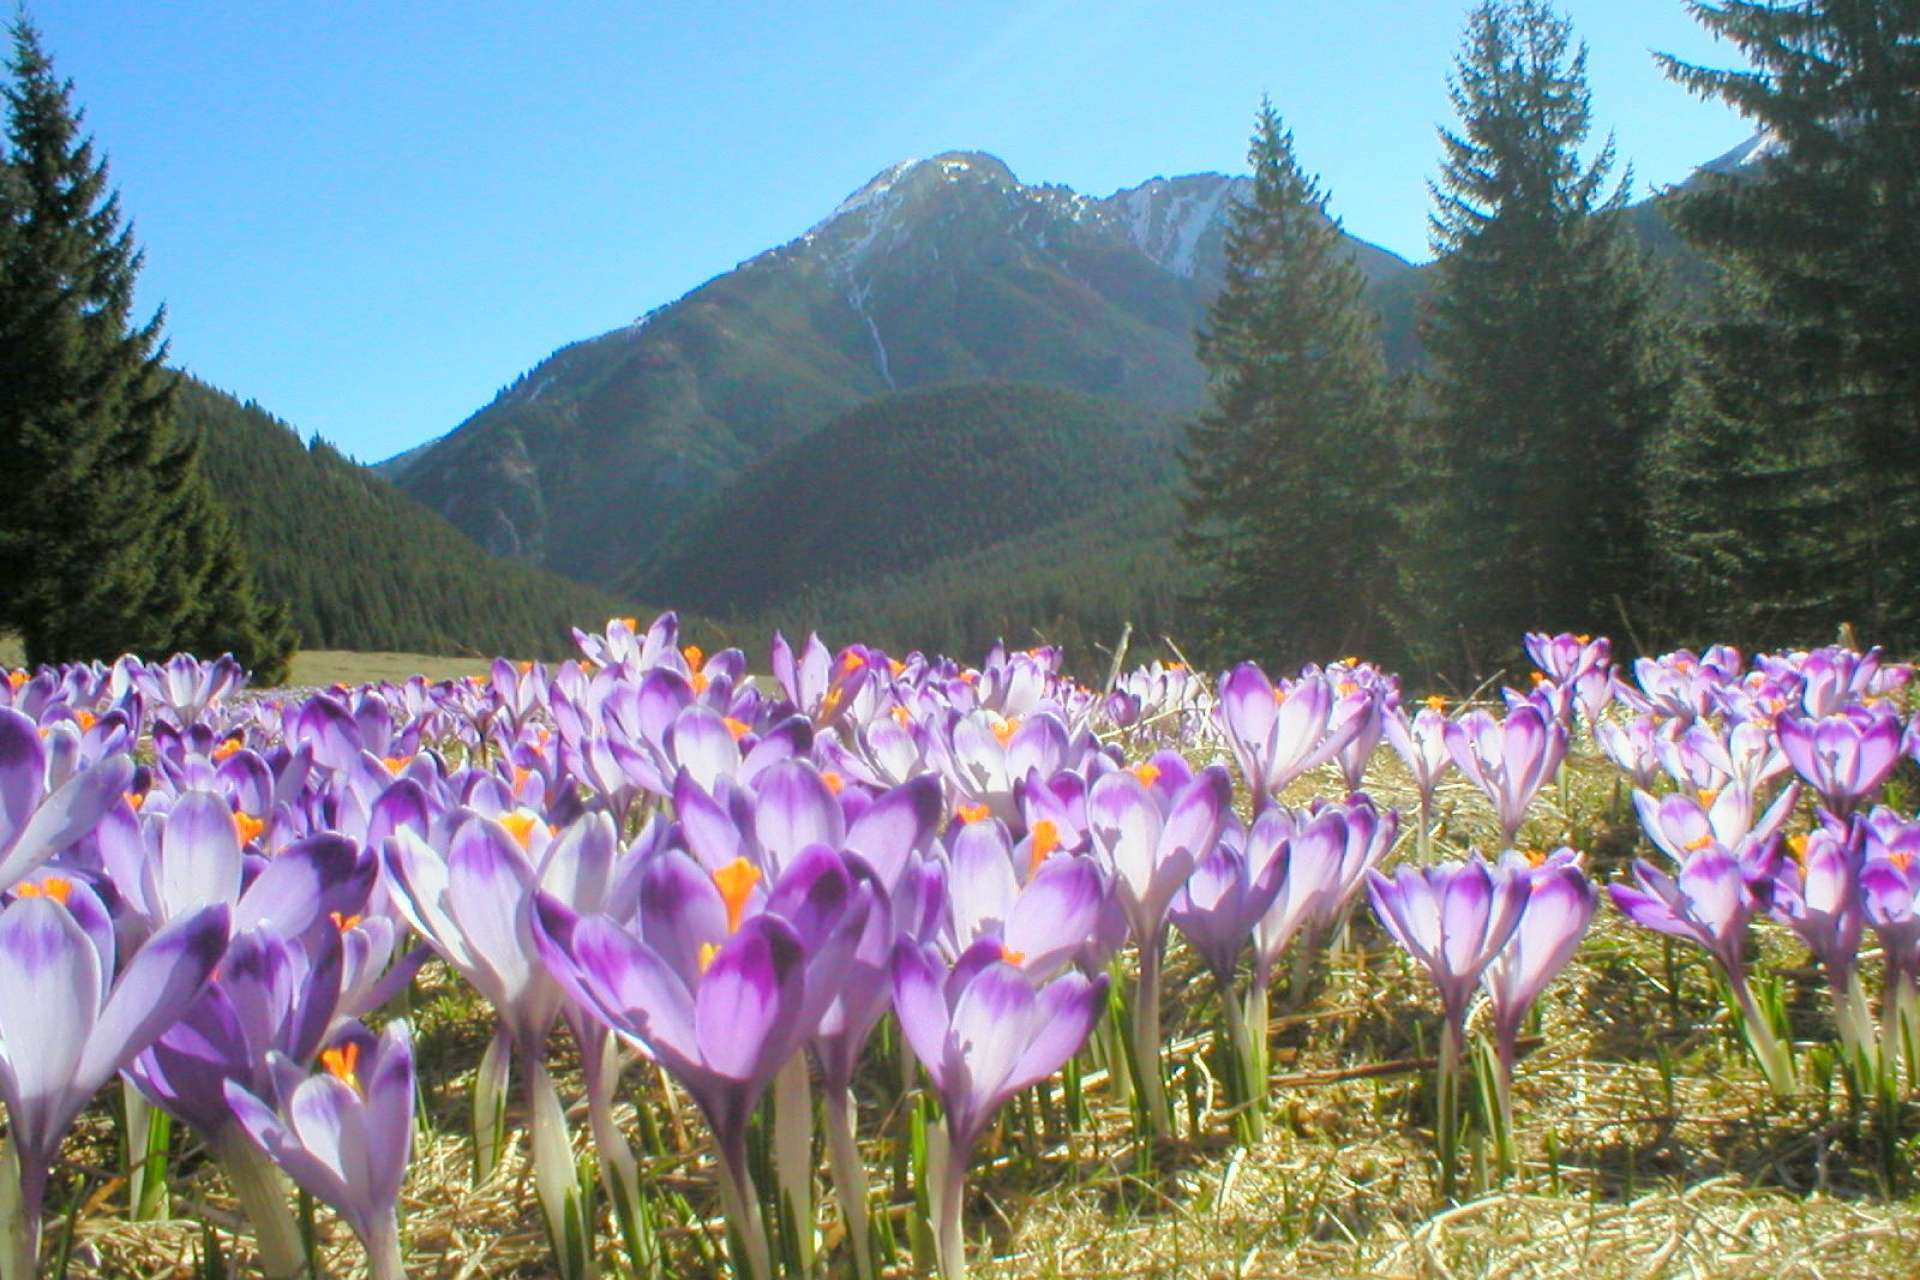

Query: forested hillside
<box><xmin>633</xmin><ymin>381</ymin><xmax>1178</xmax><ymax>606</ymax></box>
<box><xmin>181</xmin><ymin>379</ymin><xmax>635</xmax><ymax>657</ymax></box>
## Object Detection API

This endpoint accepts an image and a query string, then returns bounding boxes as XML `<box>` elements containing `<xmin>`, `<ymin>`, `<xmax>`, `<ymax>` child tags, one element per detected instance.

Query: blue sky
<box><xmin>34</xmin><ymin>1</ymin><xmax>1748</xmax><ymax>462</ymax></box>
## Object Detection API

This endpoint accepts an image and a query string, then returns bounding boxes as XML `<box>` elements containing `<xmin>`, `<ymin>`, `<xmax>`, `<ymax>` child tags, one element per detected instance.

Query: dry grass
<box><xmin>52</xmin><ymin>720</ymin><xmax>1920</xmax><ymax>1278</ymax></box>
<box><xmin>286</xmin><ymin>651</ymin><xmax>494</xmax><ymax>689</ymax></box>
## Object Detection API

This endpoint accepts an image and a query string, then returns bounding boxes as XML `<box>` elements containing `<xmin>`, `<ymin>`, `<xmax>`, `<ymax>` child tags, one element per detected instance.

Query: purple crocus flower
<box><xmin>1609</xmin><ymin>850</ymin><xmax>1794</xmax><ymax>1095</ymax></box>
<box><xmin>1367</xmin><ymin>855</ymin><xmax>1528</xmax><ymax>1198</ymax></box>
<box><xmin>0</xmin><ymin>890</ymin><xmax>228</xmax><ymax>1276</ymax></box>
<box><xmin>1085</xmin><ymin>761</ymin><xmax>1230</xmax><ymax>1136</ymax></box>
<box><xmin>1170</xmin><ymin>821</ymin><xmax>1288</xmax><ymax>987</ymax></box>
<box><xmin>1481</xmin><ymin>853</ymin><xmax>1594</xmax><ymax>1106</ymax></box>
<box><xmin>1631</xmin><ymin>781</ymin><xmax>1800</xmax><ymax>885</ymax></box>
<box><xmin>892</xmin><ymin>939</ymin><xmax>1106</xmax><ymax>1280</ymax></box>
<box><xmin>945</xmin><ymin>818</ymin><xmax>1107</xmax><ymax>982</ymax></box>
<box><xmin>1215</xmin><ymin>664</ymin><xmax>1368</xmax><ymax>812</ymax></box>
<box><xmin>1777</xmin><ymin>705</ymin><xmax>1904</xmax><ymax>815</ymax></box>
<box><xmin>1770</xmin><ymin>823</ymin><xmax>1876</xmax><ymax>1071</ymax></box>
<box><xmin>1443</xmin><ymin>702</ymin><xmax>1567</xmax><ymax>845</ymax></box>
<box><xmin>224</xmin><ymin>1020</ymin><xmax>415</xmax><ymax>1280</ymax></box>
<box><xmin>532</xmin><ymin>845</ymin><xmax>869</xmax><ymax>1280</ymax></box>
<box><xmin>0</xmin><ymin>707</ymin><xmax>135</xmax><ymax>893</ymax></box>
<box><xmin>1860</xmin><ymin>813</ymin><xmax>1920</xmax><ymax>1076</ymax></box>
<box><xmin>1385</xmin><ymin>704</ymin><xmax>1454</xmax><ymax>809</ymax></box>
<box><xmin>1367</xmin><ymin>856</ymin><xmax>1530</xmax><ymax>1038</ymax></box>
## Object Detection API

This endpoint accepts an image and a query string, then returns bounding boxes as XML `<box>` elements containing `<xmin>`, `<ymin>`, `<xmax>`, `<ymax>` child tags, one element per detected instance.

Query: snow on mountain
<box><xmin>1700</xmin><ymin>129</ymin><xmax>1783</xmax><ymax>175</ymax></box>
<box><xmin>1106</xmin><ymin>174</ymin><xmax>1247</xmax><ymax>277</ymax></box>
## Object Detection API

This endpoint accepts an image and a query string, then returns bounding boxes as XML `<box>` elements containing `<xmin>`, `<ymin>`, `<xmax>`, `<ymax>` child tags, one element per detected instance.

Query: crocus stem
<box><xmin>364</xmin><ymin>1212</ymin><xmax>407</xmax><ymax>1280</ymax></box>
<box><xmin>1220</xmin><ymin>979</ymin><xmax>1262</xmax><ymax>1142</ymax></box>
<box><xmin>0</xmin><ymin>1138</ymin><xmax>37</xmax><ymax>1280</ymax></box>
<box><xmin>1287</xmin><ymin>923</ymin><xmax>1321</xmax><ymax>1012</ymax></box>
<box><xmin>715</xmin><ymin>1139</ymin><xmax>772</xmax><ymax>1280</ymax></box>
<box><xmin>1134</xmin><ymin>928</ymin><xmax>1171</xmax><ymax>1138</ymax></box>
<box><xmin>1479</xmin><ymin>1032</ymin><xmax>1514</xmax><ymax>1182</ymax></box>
<box><xmin>122</xmin><ymin>1081</ymin><xmax>170</xmax><ymax>1221</ymax></box>
<box><xmin>1243</xmin><ymin>969</ymin><xmax>1272</xmax><ymax>1093</ymax></box>
<box><xmin>527</xmin><ymin>1056</ymin><xmax>596</xmax><ymax>1280</ymax></box>
<box><xmin>824</xmin><ymin>1087</ymin><xmax>876</xmax><ymax>1280</ymax></box>
<box><xmin>771</xmin><ymin>1053</ymin><xmax>815</xmax><ymax>1273</ymax></box>
<box><xmin>1730</xmin><ymin>975</ymin><xmax>1796</xmax><ymax>1099</ymax></box>
<box><xmin>1416</xmin><ymin>793</ymin><xmax>1434</xmax><ymax>863</ymax></box>
<box><xmin>216</xmin><ymin>1133</ymin><xmax>308</xmax><ymax>1280</ymax></box>
<box><xmin>1437</xmin><ymin>1019</ymin><xmax>1461</xmax><ymax>1203</ymax></box>
<box><xmin>1832</xmin><ymin>974</ymin><xmax>1879</xmax><ymax>1093</ymax></box>
<box><xmin>935</xmin><ymin>1126</ymin><xmax>970</xmax><ymax>1280</ymax></box>
<box><xmin>472</xmin><ymin>1026</ymin><xmax>513</xmax><ymax>1183</ymax></box>
<box><xmin>583</xmin><ymin>1032</ymin><xmax>653</xmax><ymax>1275</ymax></box>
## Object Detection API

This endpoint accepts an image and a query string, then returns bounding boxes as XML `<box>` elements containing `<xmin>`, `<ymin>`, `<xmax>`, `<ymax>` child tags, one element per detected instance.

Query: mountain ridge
<box><xmin>384</xmin><ymin>150</ymin><xmax>1417</xmax><ymax>581</ymax></box>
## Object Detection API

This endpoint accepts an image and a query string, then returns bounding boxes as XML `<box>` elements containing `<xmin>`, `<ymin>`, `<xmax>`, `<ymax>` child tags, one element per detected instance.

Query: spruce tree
<box><xmin>0</xmin><ymin>17</ymin><xmax>293</xmax><ymax>677</ymax></box>
<box><xmin>1409</xmin><ymin>0</ymin><xmax>1678</xmax><ymax>680</ymax></box>
<box><xmin>1178</xmin><ymin>100</ymin><xmax>1404</xmax><ymax>670</ymax></box>
<box><xmin>1654</xmin><ymin>0</ymin><xmax>1920</xmax><ymax>649</ymax></box>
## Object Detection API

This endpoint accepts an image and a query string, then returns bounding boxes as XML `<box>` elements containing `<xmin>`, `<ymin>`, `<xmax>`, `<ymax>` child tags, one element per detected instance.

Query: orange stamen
<box><xmin>125</xmin><ymin>791</ymin><xmax>145</xmax><ymax>813</ymax></box>
<box><xmin>618</xmin><ymin>617</ymin><xmax>638</xmax><ymax>632</ymax></box>
<box><xmin>891</xmin><ymin>705</ymin><xmax>912</xmax><ymax>727</ymax></box>
<box><xmin>1336</xmin><ymin>680</ymin><xmax>1359</xmax><ymax>697</ymax></box>
<box><xmin>713</xmin><ymin>858</ymin><xmax>763</xmax><ymax>935</ymax></box>
<box><xmin>698</xmin><ymin>941</ymin><xmax>721</xmax><ymax>974</ymax></box>
<box><xmin>232</xmin><ymin>812</ymin><xmax>266</xmax><ymax>846</ymax></box>
<box><xmin>955</xmin><ymin>803</ymin><xmax>991</xmax><ymax>826</ymax></box>
<box><xmin>16</xmin><ymin>876</ymin><xmax>73</xmax><ymax>905</ymax></box>
<box><xmin>1029</xmin><ymin>820</ymin><xmax>1060</xmax><ymax>876</ymax></box>
<box><xmin>1683</xmin><ymin>834</ymin><xmax>1713</xmax><ymax>853</ymax></box>
<box><xmin>512</xmin><ymin>766</ymin><xmax>532</xmax><ymax>793</ymax></box>
<box><xmin>722</xmin><ymin>716</ymin><xmax>751</xmax><ymax>742</ymax></box>
<box><xmin>1272</xmin><ymin>687</ymin><xmax>1288</xmax><ymax>706</ymax></box>
<box><xmin>691</xmin><ymin>671</ymin><xmax>710</xmax><ymax>695</ymax></box>
<box><xmin>517</xmin><ymin>660</ymin><xmax>534</xmax><ymax>675</ymax></box>
<box><xmin>821</xmin><ymin>771</ymin><xmax>845</xmax><ymax>795</ymax></box>
<box><xmin>1893</xmin><ymin>851</ymin><xmax>1913</xmax><ymax>873</ymax></box>
<box><xmin>4</xmin><ymin>671</ymin><xmax>24</xmax><ymax>691</ymax></box>
<box><xmin>212</xmin><ymin>739</ymin><xmax>242</xmax><ymax>762</ymax></box>
<box><xmin>682</xmin><ymin>644</ymin><xmax>705</xmax><ymax>672</ymax></box>
<box><xmin>991</xmin><ymin>716</ymin><xmax>1019</xmax><ymax>747</ymax></box>
<box><xmin>73</xmin><ymin>710</ymin><xmax>95</xmax><ymax>732</ymax></box>
<box><xmin>1525</xmin><ymin>848</ymin><xmax>1548</xmax><ymax>867</ymax></box>
<box><xmin>382</xmin><ymin>755</ymin><xmax>410</xmax><ymax>776</ymax></box>
<box><xmin>1424</xmin><ymin>694</ymin><xmax>1448</xmax><ymax>712</ymax></box>
<box><xmin>1000</xmin><ymin>944</ymin><xmax>1026</xmax><ymax>967</ymax></box>
<box><xmin>321</xmin><ymin>1043</ymin><xmax>361</xmax><ymax>1093</ymax></box>
<box><xmin>1695</xmin><ymin>789</ymin><xmax>1720</xmax><ymax>809</ymax></box>
<box><xmin>1132</xmin><ymin>762</ymin><xmax>1161</xmax><ymax>788</ymax></box>
<box><xmin>1787</xmin><ymin>834</ymin><xmax>1809</xmax><ymax>865</ymax></box>
<box><xmin>819</xmin><ymin>687</ymin><xmax>845</xmax><ymax>719</ymax></box>
<box><xmin>841</xmin><ymin>651</ymin><xmax>866</xmax><ymax>674</ymax></box>
<box><xmin>500</xmin><ymin>812</ymin><xmax>539</xmax><ymax>850</ymax></box>
<box><xmin>888</xmin><ymin>658</ymin><xmax>906</xmax><ymax>678</ymax></box>
<box><xmin>1529</xmin><ymin>672</ymin><xmax>1547</xmax><ymax>687</ymax></box>
<box><xmin>330</xmin><ymin>911</ymin><xmax>363</xmax><ymax>932</ymax></box>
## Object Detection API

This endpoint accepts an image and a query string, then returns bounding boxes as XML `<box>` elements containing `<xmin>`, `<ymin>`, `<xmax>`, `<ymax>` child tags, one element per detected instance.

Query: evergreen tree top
<box><xmin>1430</xmin><ymin>0</ymin><xmax>1630</xmax><ymax>255</ymax></box>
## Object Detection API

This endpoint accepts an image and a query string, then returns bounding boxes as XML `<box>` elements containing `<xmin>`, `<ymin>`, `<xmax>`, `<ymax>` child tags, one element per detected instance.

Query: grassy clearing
<box><xmin>60</xmin><ymin>726</ymin><xmax>1920</xmax><ymax>1279</ymax></box>
<box><xmin>287</xmin><ymin>649</ymin><xmax>494</xmax><ymax>688</ymax></box>
<box><xmin>2</xmin><ymin>638</ymin><xmax>493</xmax><ymax>689</ymax></box>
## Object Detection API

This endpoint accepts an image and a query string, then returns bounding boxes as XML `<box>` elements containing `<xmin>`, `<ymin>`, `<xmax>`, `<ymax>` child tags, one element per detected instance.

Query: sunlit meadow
<box><xmin>2</xmin><ymin>620</ymin><xmax>1917</xmax><ymax>1278</ymax></box>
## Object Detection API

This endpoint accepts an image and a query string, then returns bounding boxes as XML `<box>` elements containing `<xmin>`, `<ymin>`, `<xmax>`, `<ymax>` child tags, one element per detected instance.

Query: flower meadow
<box><xmin>3</xmin><ymin>620</ymin><xmax>1920</xmax><ymax>1277</ymax></box>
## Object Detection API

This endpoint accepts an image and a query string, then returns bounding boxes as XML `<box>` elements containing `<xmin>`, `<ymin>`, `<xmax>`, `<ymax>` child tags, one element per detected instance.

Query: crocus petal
<box><xmin>0</xmin><ymin>897</ymin><xmax>100</xmax><ymax>1157</ymax></box>
<box><xmin>693</xmin><ymin>917</ymin><xmax>805</xmax><ymax>1081</ymax></box>
<box><xmin>158</xmin><ymin>791</ymin><xmax>245</xmax><ymax>918</ymax></box>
